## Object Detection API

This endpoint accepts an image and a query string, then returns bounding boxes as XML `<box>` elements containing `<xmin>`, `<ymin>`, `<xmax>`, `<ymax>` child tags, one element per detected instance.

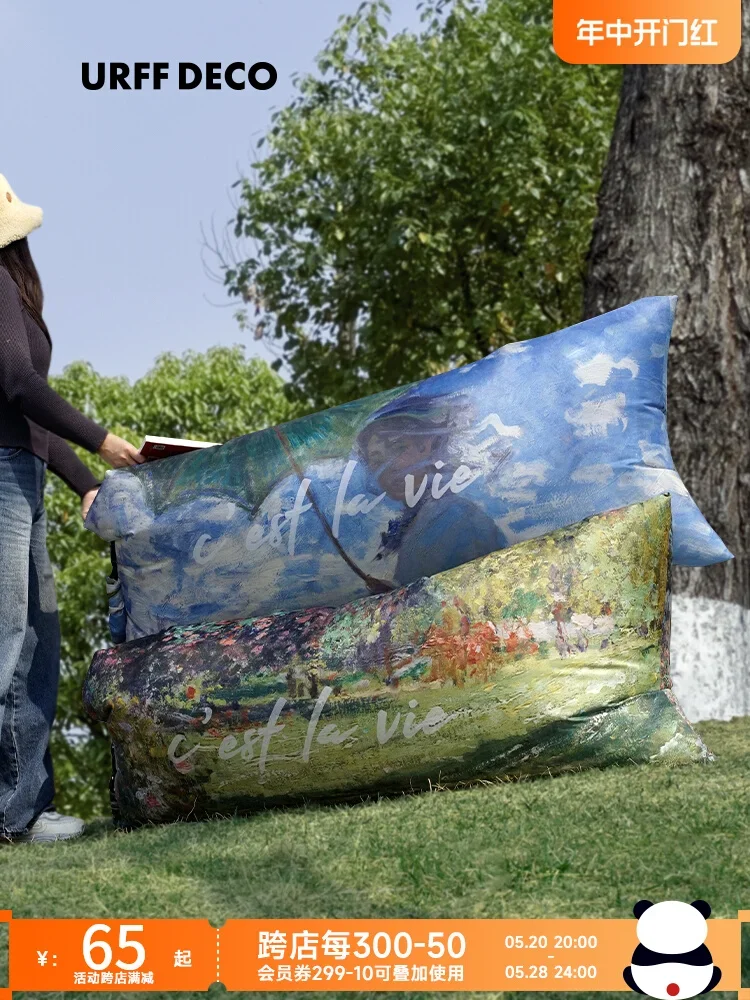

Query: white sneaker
<box><xmin>9</xmin><ymin>810</ymin><xmax>85</xmax><ymax>843</ymax></box>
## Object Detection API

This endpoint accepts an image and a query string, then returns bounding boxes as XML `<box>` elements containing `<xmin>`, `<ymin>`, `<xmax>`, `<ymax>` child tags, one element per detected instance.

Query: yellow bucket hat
<box><xmin>0</xmin><ymin>175</ymin><xmax>43</xmax><ymax>249</ymax></box>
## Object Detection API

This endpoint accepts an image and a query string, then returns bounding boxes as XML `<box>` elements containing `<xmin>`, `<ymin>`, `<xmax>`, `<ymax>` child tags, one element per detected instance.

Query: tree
<box><xmin>47</xmin><ymin>348</ymin><xmax>291</xmax><ymax>818</ymax></box>
<box><xmin>583</xmin><ymin>15</ymin><xmax>749</xmax><ymax>714</ymax></box>
<box><xmin>225</xmin><ymin>0</ymin><xmax>620</xmax><ymax>411</ymax></box>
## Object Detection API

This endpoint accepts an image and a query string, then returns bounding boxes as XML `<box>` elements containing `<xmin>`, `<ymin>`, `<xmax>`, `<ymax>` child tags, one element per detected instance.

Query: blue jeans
<box><xmin>0</xmin><ymin>447</ymin><xmax>59</xmax><ymax>835</ymax></box>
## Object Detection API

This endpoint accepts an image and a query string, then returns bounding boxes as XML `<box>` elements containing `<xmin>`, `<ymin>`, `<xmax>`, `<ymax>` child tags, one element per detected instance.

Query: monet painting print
<box><xmin>84</xmin><ymin>497</ymin><xmax>710</xmax><ymax>827</ymax></box>
<box><xmin>85</xmin><ymin>297</ymin><xmax>731</xmax><ymax>641</ymax></box>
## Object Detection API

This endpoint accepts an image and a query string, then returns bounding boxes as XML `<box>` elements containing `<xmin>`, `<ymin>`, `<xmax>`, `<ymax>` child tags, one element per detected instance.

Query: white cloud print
<box><xmin>574</xmin><ymin>353</ymin><xmax>639</xmax><ymax>386</ymax></box>
<box><xmin>507</xmin><ymin>461</ymin><xmax>550</xmax><ymax>486</ymax></box>
<box><xmin>475</xmin><ymin>414</ymin><xmax>523</xmax><ymax>438</ymax></box>
<box><xmin>639</xmin><ymin>439</ymin><xmax>670</xmax><ymax>469</ymax></box>
<box><xmin>571</xmin><ymin>463</ymin><xmax>615</xmax><ymax>485</ymax></box>
<box><xmin>618</xmin><ymin>467</ymin><xmax>689</xmax><ymax>497</ymax></box>
<box><xmin>483</xmin><ymin>460</ymin><xmax>549</xmax><ymax>501</ymax></box>
<box><xmin>564</xmin><ymin>394</ymin><xmax>628</xmax><ymax>437</ymax></box>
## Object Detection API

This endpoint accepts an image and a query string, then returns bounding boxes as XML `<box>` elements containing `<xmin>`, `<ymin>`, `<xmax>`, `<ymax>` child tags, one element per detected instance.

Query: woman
<box><xmin>0</xmin><ymin>174</ymin><xmax>144</xmax><ymax>844</ymax></box>
<box><xmin>356</xmin><ymin>392</ymin><xmax>510</xmax><ymax>585</ymax></box>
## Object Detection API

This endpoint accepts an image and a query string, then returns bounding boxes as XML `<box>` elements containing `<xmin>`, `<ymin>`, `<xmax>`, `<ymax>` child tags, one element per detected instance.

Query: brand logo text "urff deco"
<box><xmin>82</xmin><ymin>62</ymin><xmax>277</xmax><ymax>91</ymax></box>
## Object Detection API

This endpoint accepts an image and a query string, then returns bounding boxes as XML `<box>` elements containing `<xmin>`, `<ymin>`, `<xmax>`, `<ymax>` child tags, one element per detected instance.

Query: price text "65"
<box><xmin>82</xmin><ymin>924</ymin><xmax>145</xmax><ymax>971</ymax></box>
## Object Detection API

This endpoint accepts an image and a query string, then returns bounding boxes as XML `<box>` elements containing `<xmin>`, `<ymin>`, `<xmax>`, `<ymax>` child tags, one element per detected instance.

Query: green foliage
<box><xmin>46</xmin><ymin>348</ymin><xmax>291</xmax><ymax>819</ymax></box>
<box><xmin>225</xmin><ymin>0</ymin><xmax>621</xmax><ymax>410</ymax></box>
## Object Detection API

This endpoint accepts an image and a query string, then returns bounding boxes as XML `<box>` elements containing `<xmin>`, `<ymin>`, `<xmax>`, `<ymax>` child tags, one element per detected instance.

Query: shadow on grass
<box><xmin>1</xmin><ymin>719</ymin><xmax>748</xmax><ymax>998</ymax></box>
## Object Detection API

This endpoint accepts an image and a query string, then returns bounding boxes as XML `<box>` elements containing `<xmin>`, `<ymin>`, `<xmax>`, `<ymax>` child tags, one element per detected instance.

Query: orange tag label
<box><xmin>553</xmin><ymin>0</ymin><xmax>742</xmax><ymax>63</ymax></box>
<box><xmin>9</xmin><ymin>919</ymin><xmax>217</xmax><ymax>992</ymax></box>
<box><xmin>3</xmin><ymin>915</ymin><xmax>742</xmax><ymax>993</ymax></box>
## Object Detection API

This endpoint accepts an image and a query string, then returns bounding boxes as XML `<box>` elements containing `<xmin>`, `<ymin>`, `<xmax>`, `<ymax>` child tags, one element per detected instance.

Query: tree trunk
<box><xmin>583</xmin><ymin>21</ymin><xmax>750</xmax><ymax>721</ymax></box>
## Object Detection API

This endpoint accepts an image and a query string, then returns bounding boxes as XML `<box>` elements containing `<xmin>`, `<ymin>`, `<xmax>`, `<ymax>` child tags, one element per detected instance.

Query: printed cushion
<box><xmin>84</xmin><ymin>496</ymin><xmax>710</xmax><ymax>827</ymax></box>
<box><xmin>85</xmin><ymin>296</ymin><xmax>731</xmax><ymax>641</ymax></box>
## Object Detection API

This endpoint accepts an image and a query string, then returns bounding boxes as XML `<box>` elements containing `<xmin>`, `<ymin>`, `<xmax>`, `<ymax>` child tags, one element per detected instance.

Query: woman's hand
<box><xmin>81</xmin><ymin>487</ymin><xmax>99</xmax><ymax>521</ymax></box>
<box><xmin>97</xmin><ymin>432</ymin><xmax>145</xmax><ymax>468</ymax></box>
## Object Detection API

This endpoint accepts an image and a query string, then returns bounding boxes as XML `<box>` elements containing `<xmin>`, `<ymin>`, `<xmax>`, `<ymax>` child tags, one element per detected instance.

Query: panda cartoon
<box><xmin>623</xmin><ymin>900</ymin><xmax>722</xmax><ymax>999</ymax></box>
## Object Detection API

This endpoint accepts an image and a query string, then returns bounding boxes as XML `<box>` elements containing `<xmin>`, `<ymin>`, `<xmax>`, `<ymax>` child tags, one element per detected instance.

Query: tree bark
<box><xmin>584</xmin><ymin>20</ymin><xmax>750</xmax><ymax>612</ymax></box>
<box><xmin>583</xmin><ymin>26</ymin><xmax>750</xmax><ymax>721</ymax></box>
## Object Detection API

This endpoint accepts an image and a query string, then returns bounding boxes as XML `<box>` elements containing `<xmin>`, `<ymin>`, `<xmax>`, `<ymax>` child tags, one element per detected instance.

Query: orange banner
<box><xmin>1</xmin><ymin>913</ymin><xmax>744</xmax><ymax>993</ymax></box>
<box><xmin>553</xmin><ymin>0</ymin><xmax>742</xmax><ymax>64</ymax></box>
<box><xmin>221</xmin><ymin>918</ymin><xmax>740</xmax><ymax>992</ymax></box>
<box><xmin>9</xmin><ymin>919</ymin><xmax>216</xmax><ymax>992</ymax></box>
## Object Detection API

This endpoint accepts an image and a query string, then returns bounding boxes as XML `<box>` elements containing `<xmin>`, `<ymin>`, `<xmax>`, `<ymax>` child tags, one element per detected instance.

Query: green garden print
<box><xmin>84</xmin><ymin>495</ymin><xmax>710</xmax><ymax>826</ymax></box>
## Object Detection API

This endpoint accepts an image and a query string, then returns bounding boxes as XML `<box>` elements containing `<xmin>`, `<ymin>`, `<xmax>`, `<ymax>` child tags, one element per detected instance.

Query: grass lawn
<box><xmin>1</xmin><ymin>717</ymin><xmax>748</xmax><ymax>1000</ymax></box>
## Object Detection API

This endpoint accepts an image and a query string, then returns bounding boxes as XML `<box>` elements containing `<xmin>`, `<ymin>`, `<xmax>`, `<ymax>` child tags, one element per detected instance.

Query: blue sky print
<box><xmin>86</xmin><ymin>297</ymin><xmax>731</xmax><ymax>641</ymax></box>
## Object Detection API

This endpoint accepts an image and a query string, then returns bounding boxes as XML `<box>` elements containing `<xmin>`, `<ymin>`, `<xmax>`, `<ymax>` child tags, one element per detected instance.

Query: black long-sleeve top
<box><xmin>0</xmin><ymin>265</ymin><xmax>108</xmax><ymax>497</ymax></box>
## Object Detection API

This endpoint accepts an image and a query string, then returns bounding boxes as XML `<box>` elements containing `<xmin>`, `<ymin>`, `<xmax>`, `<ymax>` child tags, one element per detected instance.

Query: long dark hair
<box><xmin>0</xmin><ymin>237</ymin><xmax>49</xmax><ymax>337</ymax></box>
